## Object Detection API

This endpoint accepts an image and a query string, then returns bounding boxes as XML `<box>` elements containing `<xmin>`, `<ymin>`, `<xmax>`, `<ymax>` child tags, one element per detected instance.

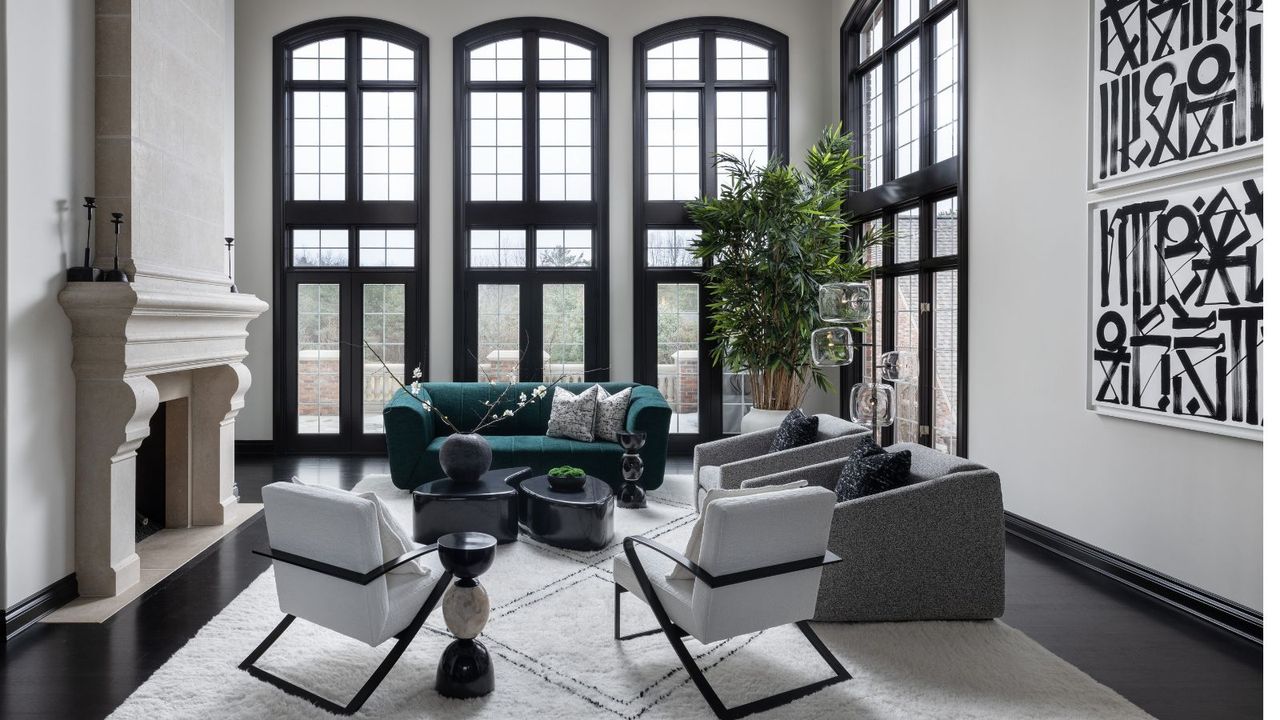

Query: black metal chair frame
<box><xmin>618</xmin><ymin>536</ymin><xmax>850</xmax><ymax>720</ymax></box>
<box><xmin>240</xmin><ymin>544</ymin><xmax>452</xmax><ymax>716</ymax></box>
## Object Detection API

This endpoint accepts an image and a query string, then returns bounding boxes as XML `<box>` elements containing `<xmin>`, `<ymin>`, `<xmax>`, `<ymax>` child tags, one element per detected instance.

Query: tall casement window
<box><xmin>273</xmin><ymin>19</ymin><xmax>429</xmax><ymax>452</ymax></box>
<box><xmin>632</xmin><ymin>18</ymin><xmax>788</xmax><ymax>449</ymax></box>
<box><xmin>841</xmin><ymin>0</ymin><xmax>965</xmax><ymax>454</ymax></box>
<box><xmin>454</xmin><ymin>19</ymin><xmax>609</xmax><ymax>383</ymax></box>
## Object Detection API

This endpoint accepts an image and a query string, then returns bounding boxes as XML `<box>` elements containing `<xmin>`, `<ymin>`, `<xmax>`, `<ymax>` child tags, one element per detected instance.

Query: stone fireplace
<box><xmin>58</xmin><ymin>285</ymin><xmax>266</xmax><ymax>597</ymax></box>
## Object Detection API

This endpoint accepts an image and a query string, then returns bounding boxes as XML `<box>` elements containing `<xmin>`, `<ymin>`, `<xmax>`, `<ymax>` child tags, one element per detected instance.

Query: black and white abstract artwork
<box><xmin>1091</xmin><ymin>0</ymin><xmax>1263</xmax><ymax>188</ymax></box>
<box><xmin>1088</xmin><ymin>170</ymin><xmax>1263</xmax><ymax>439</ymax></box>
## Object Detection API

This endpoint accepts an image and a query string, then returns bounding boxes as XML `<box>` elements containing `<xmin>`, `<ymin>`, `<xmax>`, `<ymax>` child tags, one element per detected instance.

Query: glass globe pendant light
<box><xmin>810</xmin><ymin>326</ymin><xmax>854</xmax><ymax>367</ymax></box>
<box><xmin>818</xmin><ymin>282</ymin><xmax>873</xmax><ymax>324</ymax></box>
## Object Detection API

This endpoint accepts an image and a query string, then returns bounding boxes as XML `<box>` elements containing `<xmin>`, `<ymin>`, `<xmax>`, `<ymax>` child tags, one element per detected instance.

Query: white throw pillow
<box><xmin>287</xmin><ymin>477</ymin><xmax>426</xmax><ymax>576</ymax></box>
<box><xmin>546</xmin><ymin>386</ymin><xmax>597</xmax><ymax>442</ymax></box>
<box><xmin>593</xmin><ymin>385</ymin><xmax>632</xmax><ymax>442</ymax></box>
<box><xmin>667</xmin><ymin>480</ymin><xmax>809</xmax><ymax>581</ymax></box>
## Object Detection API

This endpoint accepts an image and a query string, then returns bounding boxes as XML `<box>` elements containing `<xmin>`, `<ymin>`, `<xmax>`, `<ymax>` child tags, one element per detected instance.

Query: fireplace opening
<box><xmin>135</xmin><ymin>402</ymin><xmax>167</xmax><ymax>542</ymax></box>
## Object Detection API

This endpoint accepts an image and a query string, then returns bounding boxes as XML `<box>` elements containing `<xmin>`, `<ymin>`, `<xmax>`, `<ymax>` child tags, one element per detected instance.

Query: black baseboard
<box><xmin>1005</xmin><ymin>512</ymin><xmax>1262</xmax><ymax>645</ymax></box>
<box><xmin>4</xmin><ymin>574</ymin><xmax>78</xmax><ymax>642</ymax></box>
<box><xmin>235</xmin><ymin>440</ymin><xmax>275</xmax><ymax>455</ymax></box>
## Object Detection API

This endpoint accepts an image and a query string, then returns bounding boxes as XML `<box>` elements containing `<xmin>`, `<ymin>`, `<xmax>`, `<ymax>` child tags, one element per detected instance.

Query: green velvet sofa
<box><xmin>384</xmin><ymin>382</ymin><xmax>672</xmax><ymax>491</ymax></box>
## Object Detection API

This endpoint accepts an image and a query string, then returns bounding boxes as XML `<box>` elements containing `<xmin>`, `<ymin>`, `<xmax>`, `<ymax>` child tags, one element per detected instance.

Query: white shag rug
<box><xmin>108</xmin><ymin>474</ymin><xmax>1152</xmax><ymax>720</ymax></box>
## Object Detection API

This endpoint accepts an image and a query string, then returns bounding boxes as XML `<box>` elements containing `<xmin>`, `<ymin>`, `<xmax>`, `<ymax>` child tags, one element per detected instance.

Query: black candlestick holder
<box><xmin>66</xmin><ymin>196</ymin><xmax>100</xmax><ymax>282</ymax></box>
<box><xmin>225</xmin><ymin>237</ymin><xmax>238</xmax><ymax>293</ymax></box>
<box><xmin>100</xmin><ymin>212</ymin><xmax>128</xmax><ymax>283</ymax></box>
<box><xmin>616</xmin><ymin>431</ymin><xmax>647</xmax><ymax>509</ymax></box>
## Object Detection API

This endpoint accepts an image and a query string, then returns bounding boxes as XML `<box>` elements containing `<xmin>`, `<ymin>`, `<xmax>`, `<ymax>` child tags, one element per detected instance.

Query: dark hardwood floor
<box><xmin>1</xmin><ymin>453</ymin><xmax>1261</xmax><ymax>719</ymax></box>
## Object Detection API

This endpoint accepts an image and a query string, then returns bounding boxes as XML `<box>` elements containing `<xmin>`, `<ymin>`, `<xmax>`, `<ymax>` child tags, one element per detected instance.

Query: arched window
<box><xmin>454</xmin><ymin>18</ymin><xmax>609</xmax><ymax>383</ymax></box>
<box><xmin>632</xmin><ymin>18</ymin><xmax>788</xmax><ymax>449</ymax></box>
<box><xmin>273</xmin><ymin>18</ymin><xmax>428</xmax><ymax>452</ymax></box>
<box><xmin>841</xmin><ymin>0</ymin><xmax>965</xmax><ymax>454</ymax></box>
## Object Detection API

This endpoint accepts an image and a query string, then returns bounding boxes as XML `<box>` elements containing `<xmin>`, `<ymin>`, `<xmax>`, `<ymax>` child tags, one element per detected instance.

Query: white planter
<box><xmin>739</xmin><ymin>408</ymin><xmax>792</xmax><ymax>433</ymax></box>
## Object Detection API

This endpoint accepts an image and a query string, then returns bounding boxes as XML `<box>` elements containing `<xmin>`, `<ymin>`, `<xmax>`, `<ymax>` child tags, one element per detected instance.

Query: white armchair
<box><xmin>240</xmin><ymin>482</ymin><xmax>452</xmax><ymax>716</ymax></box>
<box><xmin>612</xmin><ymin>486</ymin><xmax>848</xmax><ymax>719</ymax></box>
<box><xmin>692</xmin><ymin>414</ymin><xmax>869</xmax><ymax>509</ymax></box>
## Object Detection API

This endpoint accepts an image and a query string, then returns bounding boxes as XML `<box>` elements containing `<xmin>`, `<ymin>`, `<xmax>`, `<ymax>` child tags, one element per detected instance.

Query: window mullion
<box><xmin>345</xmin><ymin>30</ymin><xmax>360</xmax><ymax>205</ymax></box>
<box><xmin>523</xmin><ymin>29</ymin><xmax>539</xmax><ymax>208</ymax></box>
<box><xmin>700</xmin><ymin>30</ymin><xmax>717</xmax><ymax>199</ymax></box>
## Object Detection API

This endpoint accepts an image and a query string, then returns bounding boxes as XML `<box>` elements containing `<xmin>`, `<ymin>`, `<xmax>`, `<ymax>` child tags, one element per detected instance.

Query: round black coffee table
<box><xmin>412</xmin><ymin>467</ymin><xmax>531</xmax><ymax>545</ymax></box>
<box><xmin>518</xmin><ymin>475</ymin><xmax>615</xmax><ymax>550</ymax></box>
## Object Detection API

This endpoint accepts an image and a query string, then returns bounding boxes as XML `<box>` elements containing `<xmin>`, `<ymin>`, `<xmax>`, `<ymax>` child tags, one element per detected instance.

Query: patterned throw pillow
<box><xmin>546</xmin><ymin>386</ymin><xmax>597</xmax><ymax>442</ymax></box>
<box><xmin>767</xmin><ymin>408</ymin><xmax>820</xmax><ymax>452</ymax></box>
<box><xmin>833</xmin><ymin>439</ymin><xmax>913</xmax><ymax>502</ymax></box>
<box><xmin>593</xmin><ymin>385</ymin><xmax>632</xmax><ymax>442</ymax></box>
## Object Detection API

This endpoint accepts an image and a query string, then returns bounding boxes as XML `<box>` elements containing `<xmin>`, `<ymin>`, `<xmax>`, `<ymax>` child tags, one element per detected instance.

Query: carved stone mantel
<box><xmin>59</xmin><ymin>284</ymin><xmax>267</xmax><ymax>597</ymax></box>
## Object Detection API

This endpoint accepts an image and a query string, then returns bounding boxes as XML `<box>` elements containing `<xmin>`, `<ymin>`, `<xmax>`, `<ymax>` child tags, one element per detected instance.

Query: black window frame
<box><xmin>840</xmin><ymin>0</ymin><xmax>967</xmax><ymax>455</ymax></box>
<box><xmin>272</xmin><ymin>17</ymin><xmax>430</xmax><ymax>453</ymax></box>
<box><xmin>452</xmin><ymin>17</ymin><xmax>610</xmax><ymax>383</ymax></box>
<box><xmin>632</xmin><ymin>17</ymin><xmax>789</xmax><ymax>452</ymax></box>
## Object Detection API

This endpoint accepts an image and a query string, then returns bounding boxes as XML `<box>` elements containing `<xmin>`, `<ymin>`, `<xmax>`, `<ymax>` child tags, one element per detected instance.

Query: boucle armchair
<box><xmin>741</xmin><ymin>442</ymin><xmax>1005</xmax><ymax>622</ymax></box>
<box><xmin>692</xmin><ymin>414</ymin><xmax>869</xmax><ymax>509</ymax></box>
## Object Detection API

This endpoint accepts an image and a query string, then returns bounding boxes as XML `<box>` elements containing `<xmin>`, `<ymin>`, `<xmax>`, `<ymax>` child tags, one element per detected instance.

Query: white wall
<box><xmin>3</xmin><ymin>0</ymin><xmax>94</xmax><ymax>607</ymax></box>
<box><xmin>233</xmin><ymin>0</ymin><xmax>842</xmax><ymax>440</ymax></box>
<box><xmin>968</xmin><ymin>0</ymin><xmax>1263</xmax><ymax>609</ymax></box>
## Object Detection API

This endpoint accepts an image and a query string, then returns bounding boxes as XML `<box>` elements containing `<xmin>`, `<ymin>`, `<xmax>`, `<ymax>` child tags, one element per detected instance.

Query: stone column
<box><xmin>75</xmin><ymin>375</ymin><xmax>159</xmax><ymax>597</ymax></box>
<box><xmin>190</xmin><ymin>363</ymin><xmax>252</xmax><ymax>526</ymax></box>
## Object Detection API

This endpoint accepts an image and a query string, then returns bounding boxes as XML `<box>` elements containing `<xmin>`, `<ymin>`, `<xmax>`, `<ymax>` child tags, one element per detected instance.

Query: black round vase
<box><xmin>435</xmin><ymin>638</ymin><xmax>494</xmax><ymax>698</ymax></box>
<box><xmin>440</xmin><ymin>433</ymin><xmax>493</xmax><ymax>483</ymax></box>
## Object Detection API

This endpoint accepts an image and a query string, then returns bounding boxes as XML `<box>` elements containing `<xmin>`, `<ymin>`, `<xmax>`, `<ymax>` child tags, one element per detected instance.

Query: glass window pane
<box><xmin>934</xmin><ymin>196</ymin><xmax>958</xmax><ymax>257</ymax></box>
<box><xmin>862</xmin><ymin>218</ymin><xmax>884</xmax><ymax>268</ymax></box>
<box><xmin>362</xmin><ymin>284</ymin><xmax>406</xmax><ymax>433</ymax></box>
<box><xmin>715</xmin><ymin>37</ymin><xmax>769</xmax><ymax>81</ymax></box>
<box><xmin>933</xmin><ymin>269</ymin><xmax>959</xmax><ymax>453</ymax></box>
<box><xmin>657</xmin><ymin>283</ymin><xmax>700</xmax><ymax>434</ymax></box>
<box><xmin>861</xmin><ymin>4</ymin><xmax>884</xmax><ymax>60</ymax></box>
<box><xmin>716</xmin><ymin>91</ymin><xmax>770</xmax><ymax>192</ymax></box>
<box><xmin>538</xmin><ymin>37</ymin><xmax>592</xmax><ymax>82</ymax></box>
<box><xmin>647</xmin><ymin>37</ymin><xmax>700</xmax><ymax>81</ymax></box>
<box><xmin>861</xmin><ymin>277</ymin><xmax>885</xmax><ymax>385</ymax></box>
<box><xmin>292</xmin><ymin>37</ymin><xmax>345</xmax><ymax>81</ymax></box>
<box><xmin>647</xmin><ymin>91</ymin><xmax>701</xmax><ymax>201</ymax></box>
<box><xmin>293</xmin><ymin>91</ymin><xmax>345</xmax><ymax>201</ymax></box>
<box><xmin>722</xmin><ymin>371</ymin><xmax>754</xmax><ymax>434</ymax></box>
<box><xmin>933</xmin><ymin>10</ymin><xmax>959</xmax><ymax>162</ymax></box>
<box><xmin>894</xmin><ymin>39</ymin><xmax>921</xmax><ymax>178</ymax></box>
<box><xmin>646</xmin><ymin>228</ymin><xmax>701</xmax><ymax>267</ymax></box>
<box><xmin>543</xmin><ymin>284</ymin><xmax>585</xmax><ymax>383</ymax></box>
<box><xmin>361</xmin><ymin>38</ymin><xmax>414</xmax><ymax>81</ymax></box>
<box><xmin>470</xmin><ymin>91</ymin><xmax>523</xmax><ymax>201</ymax></box>
<box><xmin>861</xmin><ymin>65</ymin><xmax>884</xmax><ymax>189</ymax></box>
<box><xmin>292</xmin><ymin>228</ymin><xmax>348</xmax><ymax>267</ymax></box>
<box><xmin>470</xmin><ymin>37</ymin><xmax>522</xmax><ymax>82</ymax></box>
<box><xmin>894</xmin><ymin>206</ymin><xmax>919</xmax><ymax>263</ymax></box>
<box><xmin>358</xmin><ymin>228</ymin><xmax>414</xmax><ymax>267</ymax></box>
<box><xmin>477</xmin><ymin>284</ymin><xmax>521</xmax><ymax>381</ymax></box>
<box><xmin>535</xmin><ymin>229</ymin><xmax>592</xmax><ymax>267</ymax></box>
<box><xmin>362</xmin><ymin>91</ymin><xmax>415</xmax><ymax>201</ymax></box>
<box><xmin>297</xmin><ymin>283</ymin><xmax>341</xmax><ymax>434</ymax></box>
<box><xmin>539</xmin><ymin>91</ymin><xmax>592</xmax><ymax>201</ymax></box>
<box><xmin>469</xmin><ymin>229</ymin><xmax>527</xmax><ymax>268</ymax></box>
<box><xmin>895</xmin><ymin>0</ymin><xmax>919</xmax><ymax>34</ymax></box>
<box><xmin>893</xmin><ymin>275</ymin><xmax>920</xmax><ymax>443</ymax></box>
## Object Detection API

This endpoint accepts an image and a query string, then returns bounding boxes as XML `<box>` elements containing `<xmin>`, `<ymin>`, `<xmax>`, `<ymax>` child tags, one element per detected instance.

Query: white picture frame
<box><xmin>1086</xmin><ymin>0</ymin><xmax>1263</xmax><ymax>192</ymax></box>
<box><xmin>1085</xmin><ymin>166</ymin><xmax>1263</xmax><ymax>441</ymax></box>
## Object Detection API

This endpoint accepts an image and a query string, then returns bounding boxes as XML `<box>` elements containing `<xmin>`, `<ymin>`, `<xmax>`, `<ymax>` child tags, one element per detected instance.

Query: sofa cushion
<box><xmin>287</xmin><ymin>477</ymin><xmax>427</xmax><ymax>575</ymax></box>
<box><xmin>670</xmin><ymin>480</ymin><xmax>808</xmax><ymax>581</ymax></box>
<box><xmin>768</xmin><ymin>409</ymin><xmax>819</xmax><ymax>452</ymax></box>
<box><xmin>834</xmin><ymin>440</ymin><xmax>912</xmax><ymax>501</ymax></box>
<box><xmin>547</xmin><ymin>386</ymin><xmax>598</xmax><ymax>442</ymax></box>
<box><xmin>697</xmin><ymin>465</ymin><xmax>722</xmax><ymax>493</ymax></box>
<box><xmin>593</xmin><ymin>385</ymin><xmax>632</xmax><ymax>442</ymax></box>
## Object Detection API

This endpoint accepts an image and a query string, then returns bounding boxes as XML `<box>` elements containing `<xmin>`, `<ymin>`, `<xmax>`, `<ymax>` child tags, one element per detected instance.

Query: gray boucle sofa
<box><xmin>691</xmin><ymin>414</ymin><xmax>870</xmax><ymax>509</ymax></box>
<box><xmin>742</xmin><ymin>442</ymin><xmax>1005</xmax><ymax>622</ymax></box>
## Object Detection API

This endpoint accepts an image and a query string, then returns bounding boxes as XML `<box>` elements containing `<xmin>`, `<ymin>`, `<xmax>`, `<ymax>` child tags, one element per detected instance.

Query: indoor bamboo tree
<box><xmin>687</xmin><ymin>124</ymin><xmax>881</xmax><ymax>415</ymax></box>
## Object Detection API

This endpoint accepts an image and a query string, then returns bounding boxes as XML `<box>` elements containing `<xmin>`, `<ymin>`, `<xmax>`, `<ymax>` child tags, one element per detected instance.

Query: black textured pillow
<box><xmin>768</xmin><ymin>409</ymin><xmax>820</xmax><ymax>452</ymax></box>
<box><xmin>834</xmin><ymin>441</ymin><xmax>912</xmax><ymax>501</ymax></box>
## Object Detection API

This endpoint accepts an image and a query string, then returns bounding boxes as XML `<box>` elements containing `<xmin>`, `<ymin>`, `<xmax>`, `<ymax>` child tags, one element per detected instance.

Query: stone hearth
<box><xmin>59</xmin><ymin>283</ymin><xmax>266</xmax><ymax>597</ymax></box>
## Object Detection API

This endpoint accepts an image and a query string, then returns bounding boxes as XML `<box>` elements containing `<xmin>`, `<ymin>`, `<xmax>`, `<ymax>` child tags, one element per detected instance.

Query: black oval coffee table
<box><xmin>518</xmin><ymin>475</ymin><xmax>615</xmax><ymax>550</ymax></box>
<box><xmin>412</xmin><ymin>467</ymin><xmax>531</xmax><ymax>545</ymax></box>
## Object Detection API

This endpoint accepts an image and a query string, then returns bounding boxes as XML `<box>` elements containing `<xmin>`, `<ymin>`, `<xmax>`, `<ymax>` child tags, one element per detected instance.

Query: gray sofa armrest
<box><xmin>718</xmin><ymin>433</ymin><xmax>864</xmax><ymax>491</ymax></box>
<box><xmin>692</xmin><ymin>428</ymin><xmax>776</xmax><ymax>482</ymax></box>
<box><xmin>739</xmin><ymin>457</ymin><xmax>845</xmax><ymax>493</ymax></box>
<box><xmin>818</xmin><ymin>467</ymin><xmax>1005</xmax><ymax>621</ymax></box>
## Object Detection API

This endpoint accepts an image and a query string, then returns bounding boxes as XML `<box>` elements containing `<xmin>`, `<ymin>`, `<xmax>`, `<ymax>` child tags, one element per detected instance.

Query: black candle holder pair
<box><xmin>65</xmin><ymin>196</ymin><xmax>127</xmax><ymax>283</ymax></box>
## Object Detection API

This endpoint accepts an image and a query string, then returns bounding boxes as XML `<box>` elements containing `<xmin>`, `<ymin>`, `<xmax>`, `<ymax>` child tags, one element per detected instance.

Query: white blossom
<box><xmin>410</xmin><ymin>381</ymin><xmax>420</xmax><ymax>395</ymax></box>
<box><xmin>502</xmin><ymin>409</ymin><xmax>514</xmax><ymax>417</ymax></box>
<box><xmin>519</xmin><ymin>392</ymin><xmax>527</xmax><ymax>402</ymax></box>
<box><xmin>412</xmin><ymin>366</ymin><xmax>423</xmax><ymax>380</ymax></box>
